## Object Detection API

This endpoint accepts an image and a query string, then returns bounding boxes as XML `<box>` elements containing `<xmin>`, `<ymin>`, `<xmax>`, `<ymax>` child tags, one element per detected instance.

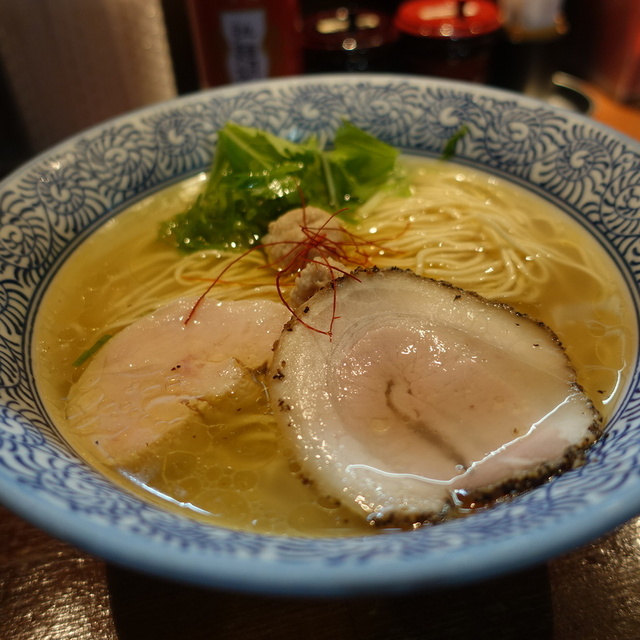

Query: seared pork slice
<box><xmin>269</xmin><ymin>267</ymin><xmax>601</xmax><ymax>526</ymax></box>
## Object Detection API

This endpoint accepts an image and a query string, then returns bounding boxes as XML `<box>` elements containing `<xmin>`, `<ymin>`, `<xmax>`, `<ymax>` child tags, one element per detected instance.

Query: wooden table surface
<box><xmin>2</xmin><ymin>81</ymin><xmax>640</xmax><ymax>640</ymax></box>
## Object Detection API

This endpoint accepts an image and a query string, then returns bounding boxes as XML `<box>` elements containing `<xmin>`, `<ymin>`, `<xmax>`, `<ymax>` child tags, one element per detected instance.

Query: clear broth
<box><xmin>34</xmin><ymin>161</ymin><xmax>637</xmax><ymax>536</ymax></box>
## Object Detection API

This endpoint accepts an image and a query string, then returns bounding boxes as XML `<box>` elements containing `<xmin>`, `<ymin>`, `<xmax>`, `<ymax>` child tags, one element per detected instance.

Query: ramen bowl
<box><xmin>0</xmin><ymin>75</ymin><xmax>639</xmax><ymax>596</ymax></box>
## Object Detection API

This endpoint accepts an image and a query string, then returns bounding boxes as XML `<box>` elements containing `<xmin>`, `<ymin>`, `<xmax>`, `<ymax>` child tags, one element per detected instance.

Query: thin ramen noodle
<box><xmin>34</xmin><ymin>159</ymin><xmax>636</xmax><ymax>536</ymax></box>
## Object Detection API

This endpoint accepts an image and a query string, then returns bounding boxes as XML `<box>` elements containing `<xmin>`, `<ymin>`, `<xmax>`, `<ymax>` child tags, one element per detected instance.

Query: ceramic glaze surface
<box><xmin>0</xmin><ymin>75</ymin><xmax>639</xmax><ymax>595</ymax></box>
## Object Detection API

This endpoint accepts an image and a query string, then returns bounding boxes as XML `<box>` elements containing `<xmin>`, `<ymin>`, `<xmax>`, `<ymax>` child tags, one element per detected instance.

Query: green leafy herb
<box><xmin>441</xmin><ymin>125</ymin><xmax>469</xmax><ymax>161</ymax></box>
<box><xmin>72</xmin><ymin>334</ymin><xmax>113</xmax><ymax>367</ymax></box>
<box><xmin>159</xmin><ymin>121</ymin><xmax>402</xmax><ymax>253</ymax></box>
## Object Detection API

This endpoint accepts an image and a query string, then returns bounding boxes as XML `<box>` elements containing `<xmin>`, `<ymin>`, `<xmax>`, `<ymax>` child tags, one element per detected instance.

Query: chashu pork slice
<box><xmin>269</xmin><ymin>267</ymin><xmax>602</xmax><ymax>527</ymax></box>
<box><xmin>67</xmin><ymin>296</ymin><xmax>291</xmax><ymax>466</ymax></box>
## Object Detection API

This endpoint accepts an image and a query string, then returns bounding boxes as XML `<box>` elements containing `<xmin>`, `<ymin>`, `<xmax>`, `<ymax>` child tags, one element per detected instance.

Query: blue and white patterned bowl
<box><xmin>1</xmin><ymin>75</ymin><xmax>639</xmax><ymax>596</ymax></box>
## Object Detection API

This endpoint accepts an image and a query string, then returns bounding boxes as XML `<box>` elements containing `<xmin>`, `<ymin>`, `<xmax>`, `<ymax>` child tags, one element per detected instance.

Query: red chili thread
<box><xmin>185</xmin><ymin>205</ymin><xmax>404</xmax><ymax>336</ymax></box>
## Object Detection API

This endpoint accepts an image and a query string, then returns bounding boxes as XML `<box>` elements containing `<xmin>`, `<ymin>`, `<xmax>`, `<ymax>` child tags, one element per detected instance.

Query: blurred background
<box><xmin>0</xmin><ymin>0</ymin><xmax>638</xmax><ymax>179</ymax></box>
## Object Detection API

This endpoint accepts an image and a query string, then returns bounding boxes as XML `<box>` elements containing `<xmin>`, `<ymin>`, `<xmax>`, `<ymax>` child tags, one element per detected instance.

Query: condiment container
<box><xmin>393</xmin><ymin>0</ymin><xmax>501</xmax><ymax>82</ymax></box>
<box><xmin>490</xmin><ymin>0</ymin><xmax>568</xmax><ymax>97</ymax></box>
<box><xmin>586</xmin><ymin>0</ymin><xmax>640</xmax><ymax>104</ymax></box>
<box><xmin>186</xmin><ymin>0</ymin><xmax>302</xmax><ymax>87</ymax></box>
<box><xmin>302</xmin><ymin>5</ymin><xmax>398</xmax><ymax>73</ymax></box>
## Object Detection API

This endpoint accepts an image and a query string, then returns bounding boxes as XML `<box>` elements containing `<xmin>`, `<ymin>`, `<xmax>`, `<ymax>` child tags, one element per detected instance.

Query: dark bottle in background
<box><xmin>302</xmin><ymin>4</ymin><xmax>398</xmax><ymax>73</ymax></box>
<box><xmin>186</xmin><ymin>0</ymin><xmax>303</xmax><ymax>87</ymax></box>
<box><xmin>0</xmin><ymin>64</ymin><xmax>29</xmax><ymax>179</ymax></box>
<box><xmin>488</xmin><ymin>0</ymin><xmax>568</xmax><ymax>98</ymax></box>
<box><xmin>579</xmin><ymin>0</ymin><xmax>640</xmax><ymax>104</ymax></box>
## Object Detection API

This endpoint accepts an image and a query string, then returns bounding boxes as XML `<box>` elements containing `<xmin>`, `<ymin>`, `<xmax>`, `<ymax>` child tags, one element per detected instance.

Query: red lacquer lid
<box><xmin>395</xmin><ymin>0</ymin><xmax>501</xmax><ymax>39</ymax></box>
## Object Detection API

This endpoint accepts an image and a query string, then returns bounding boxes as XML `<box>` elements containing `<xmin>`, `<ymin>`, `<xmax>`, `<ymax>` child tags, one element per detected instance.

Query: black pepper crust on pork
<box><xmin>269</xmin><ymin>267</ymin><xmax>602</xmax><ymax>528</ymax></box>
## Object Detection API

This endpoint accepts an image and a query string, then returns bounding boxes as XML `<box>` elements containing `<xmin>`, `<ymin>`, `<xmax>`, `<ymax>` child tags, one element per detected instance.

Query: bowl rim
<box><xmin>1</xmin><ymin>73</ymin><xmax>639</xmax><ymax>596</ymax></box>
